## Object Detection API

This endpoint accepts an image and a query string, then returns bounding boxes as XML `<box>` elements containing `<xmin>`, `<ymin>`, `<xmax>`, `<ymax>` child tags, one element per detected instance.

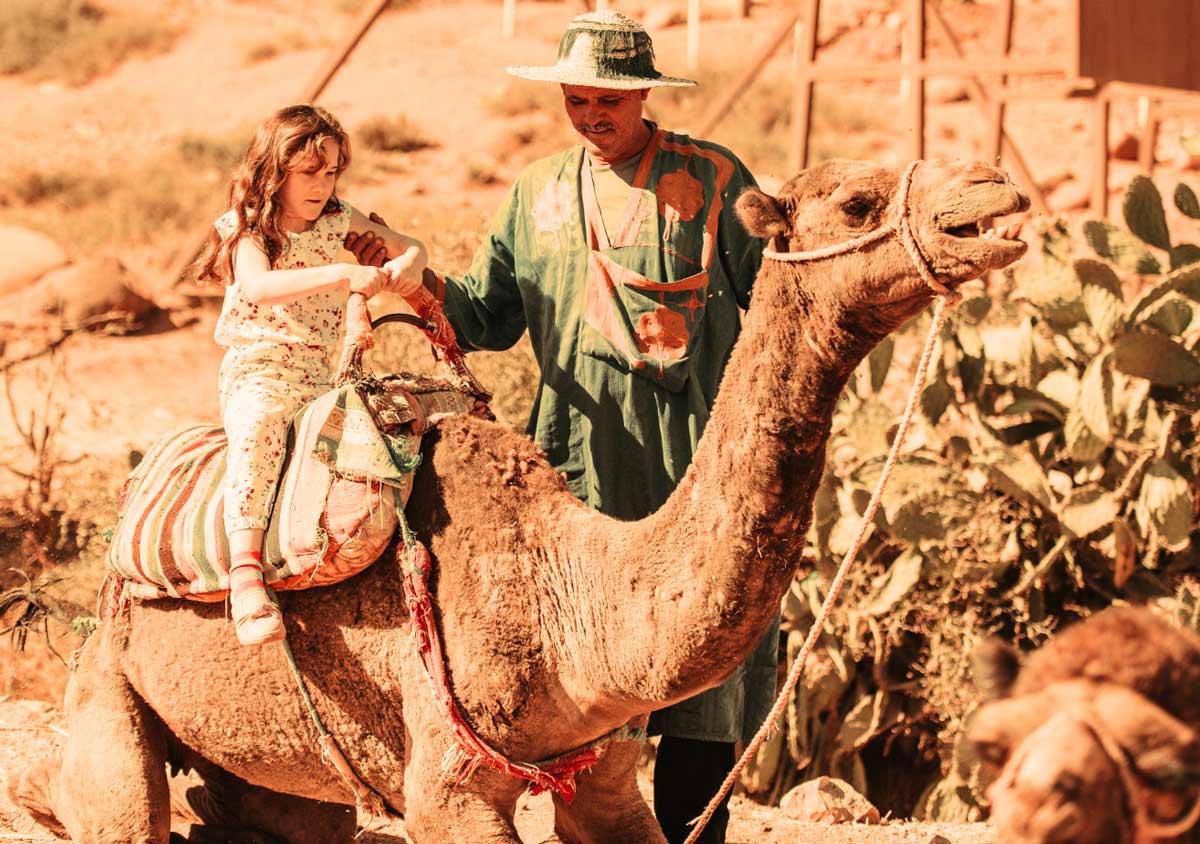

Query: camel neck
<box><xmin>582</xmin><ymin>256</ymin><xmax>895</xmax><ymax>713</ymax></box>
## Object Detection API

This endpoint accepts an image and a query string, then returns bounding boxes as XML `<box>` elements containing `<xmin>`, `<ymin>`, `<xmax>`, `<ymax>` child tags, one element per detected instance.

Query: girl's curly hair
<box><xmin>195</xmin><ymin>104</ymin><xmax>351</xmax><ymax>284</ymax></box>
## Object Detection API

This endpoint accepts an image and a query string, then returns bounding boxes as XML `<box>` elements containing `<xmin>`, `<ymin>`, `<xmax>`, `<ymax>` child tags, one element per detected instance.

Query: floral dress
<box><xmin>214</xmin><ymin>199</ymin><xmax>351</xmax><ymax>534</ymax></box>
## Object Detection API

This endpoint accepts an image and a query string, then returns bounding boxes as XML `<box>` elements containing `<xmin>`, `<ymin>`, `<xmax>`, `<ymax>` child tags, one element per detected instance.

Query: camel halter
<box><xmin>992</xmin><ymin>710</ymin><xmax>1200</xmax><ymax>844</ymax></box>
<box><xmin>761</xmin><ymin>159</ymin><xmax>961</xmax><ymax>303</ymax></box>
<box><xmin>685</xmin><ymin>160</ymin><xmax>963</xmax><ymax>843</ymax></box>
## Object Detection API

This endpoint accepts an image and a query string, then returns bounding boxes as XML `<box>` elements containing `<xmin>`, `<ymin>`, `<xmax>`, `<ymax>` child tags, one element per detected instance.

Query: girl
<box><xmin>196</xmin><ymin>103</ymin><xmax>426</xmax><ymax>646</ymax></box>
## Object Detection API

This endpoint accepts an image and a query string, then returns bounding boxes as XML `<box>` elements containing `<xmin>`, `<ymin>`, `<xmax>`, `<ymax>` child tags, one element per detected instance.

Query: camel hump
<box><xmin>105</xmin><ymin>376</ymin><xmax>477</xmax><ymax>604</ymax></box>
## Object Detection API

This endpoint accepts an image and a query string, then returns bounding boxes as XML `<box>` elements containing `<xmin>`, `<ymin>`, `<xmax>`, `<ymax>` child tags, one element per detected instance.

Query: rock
<box><xmin>1036</xmin><ymin>169</ymin><xmax>1073</xmax><ymax>194</ymax></box>
<box><xmin>40</xmin><ymin>257</ymin><xmax>156</xmax><ymax>328</ymax></box>
<box><xmin>1048</xmin><ymin>179</ymin><xmax>1090</xmax><ymax>213</ymax></box>
<box><xmin>1111</xmin><ymin>131</ymin><xmax>1139</xmax><ymax>162</ymax></box>
<box><xmin>780</xmin><ymin>776</ymin><xmax>881</xmax><ymax>824</ymax></box>
<box><xmin>0</xmin><ymin>256</ymin><xmax>157</xmax><ymax>331</ymax></box>
<box><xmin>643</xmin><ymin>3</ymin><xmax>686</xmax><ymax>30</ymax></box>
<box><xmin>0</xmin><ymin>226</ymin><xmax>69</xmax><ymax>297</ymax></box>
<box><xmin>1174</xmin><ymin>150</ymin><xmax>1200</xmax><ymax>172</ymax></box>
<box><xmin>927</xmin><ymin>78</ymin><xmax>969</xmax><ymax>105</ymax></box>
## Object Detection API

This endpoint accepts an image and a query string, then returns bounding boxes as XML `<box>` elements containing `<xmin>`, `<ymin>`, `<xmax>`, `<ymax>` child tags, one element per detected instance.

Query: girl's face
<box><xmin>278</xmin><ymin>137</ymin><xmax>340</xmax><ymax>232</ymax></box>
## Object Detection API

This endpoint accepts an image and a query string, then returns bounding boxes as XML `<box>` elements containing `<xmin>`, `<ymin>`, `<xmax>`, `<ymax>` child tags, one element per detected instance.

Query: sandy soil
<box><xmin>0</xmin><ymin>0</ymin><xmax>1196</xmax><ymax>840</ymax></box>
<box><xmin>0</xmin><ymin>700</ymin><xmax>992</xmax><ymax>844</ymax></box>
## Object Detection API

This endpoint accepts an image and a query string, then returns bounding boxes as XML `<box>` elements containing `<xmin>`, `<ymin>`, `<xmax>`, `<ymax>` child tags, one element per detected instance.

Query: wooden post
<box><xmin>695</xmin><ymin>12</ymin><xmax>802</xmax><ymax>136</ymax></box>
<box><xmin>1093</xmin><ymin>85</ymin><xmax>1111</xmax><ymax>217</ymax></box>
<box><xmin>925</xmin><ymin>1</ymin><xmax>1050</xmax><ymax>215</ymax></box>
<box><xmin>790</xmin><ymin>0</ymin><xmax>820</xmax><ymax>172</ymax></box>
<box><xmin>902</xmin><ymin>0</ymin><xmax>926</xmax><ymax>162</ymax></box>
<box><xmin>732</xmin><ymin>0</ymin><xmax>751</xmax><ymax>18</ymax></box>
<box><xmin>502</xmin><ymin>0</ymin><xmax>516</xmax><ymax>39</ymax></box>
<box><xmin>687</xmin><ymin>0</ymin><xmax>701</xmax><ymax>72</ymax></box>
<box><xmin>987</xmin><ymin>0</ymin><xmax>1015</xmax><ymax>164</ymax></box>
<box><xmin>165</xmin><ymin>0</ymin><xmax>394</xmax><ymax>290</ymax></box>
<box><xmin>1138</xmin><ymin>96</ymin><xmax>1159</xmax><ymax>173</ymax></box>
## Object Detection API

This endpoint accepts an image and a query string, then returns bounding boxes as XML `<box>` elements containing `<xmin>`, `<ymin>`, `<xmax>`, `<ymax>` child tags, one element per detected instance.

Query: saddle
<box><xmin>105</xmin><ymin>294</ymin><xmax>491</xmax><ymax>602</ymax></box>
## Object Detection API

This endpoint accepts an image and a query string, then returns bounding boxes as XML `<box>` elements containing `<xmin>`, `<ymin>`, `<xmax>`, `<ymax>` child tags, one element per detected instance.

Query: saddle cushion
<box><xmin>106</xmin><ymin>376</ymin><xmax>473</xmax><ymax>601</ymax></box>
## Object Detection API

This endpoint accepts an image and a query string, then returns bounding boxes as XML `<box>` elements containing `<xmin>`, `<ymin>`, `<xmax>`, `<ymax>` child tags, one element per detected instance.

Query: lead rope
<box><xmin>684</xmin><ymin>160</ymin><xmax>959</xmax><ymax>843</ymax></box>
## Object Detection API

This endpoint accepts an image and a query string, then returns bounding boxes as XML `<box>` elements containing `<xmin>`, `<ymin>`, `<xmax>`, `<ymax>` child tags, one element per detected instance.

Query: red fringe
<box><xmin>401</xmin><ymin>540</ymin><xmax>597</xmax><ymax>802</ymax></box>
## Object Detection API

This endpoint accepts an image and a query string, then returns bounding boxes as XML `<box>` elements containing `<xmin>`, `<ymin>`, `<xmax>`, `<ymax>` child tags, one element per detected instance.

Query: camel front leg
<box><xmin>57</xmin><ymin>635</ymin><xmax>172</xmax><ymax>844</ymax></box>
<box><xmin>170</xmin><ymin>754</ymin><xmax>356</xmax><ymax>844</ymax></box>
<box><xmin>403</xmin><ymin>736</ymin><xmax>525</xmax><ymax>844</ymax></box>
<box><xmin>552</xmin><ymin>733</ymin><xmax>665</xmax><ymax>844</ymax></box>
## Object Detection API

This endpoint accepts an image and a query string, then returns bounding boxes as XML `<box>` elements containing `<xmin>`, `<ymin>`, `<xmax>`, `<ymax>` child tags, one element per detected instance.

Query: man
<box><xmin>347</xmin><ymin>11</ymin><xmax>777</xmax><ymax>843</ymax></box>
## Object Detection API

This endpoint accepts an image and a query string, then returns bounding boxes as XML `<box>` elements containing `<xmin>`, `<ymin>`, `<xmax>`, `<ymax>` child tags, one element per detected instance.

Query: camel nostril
<box><xmin>1015</xmin><ymin>188</ymin><xmax>1031</xmax><ymax>213</ymax></box>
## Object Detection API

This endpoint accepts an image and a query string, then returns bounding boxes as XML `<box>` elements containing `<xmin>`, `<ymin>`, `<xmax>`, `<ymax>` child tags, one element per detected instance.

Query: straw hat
<box><xmin>506</xmin><ymin>11</ymin><xmax>697</xmax><ymax>90</ymax></box>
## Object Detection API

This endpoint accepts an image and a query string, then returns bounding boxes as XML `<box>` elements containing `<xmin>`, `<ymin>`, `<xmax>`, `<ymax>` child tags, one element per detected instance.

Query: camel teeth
<box><xmin>1011</xmin><ymin>222</ymin><xmax>1024</xmax><ymax>238</ymax></box>
<box><xmin>983</xmin><ymin>227</ymin><xmax>997</xmax><ymax>239</ymax></box>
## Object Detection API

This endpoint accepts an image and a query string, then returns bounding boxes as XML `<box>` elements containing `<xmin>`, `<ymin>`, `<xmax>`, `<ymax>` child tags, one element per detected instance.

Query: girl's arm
<box><xmin>231</xmin><ymin>235</ymin><xmax>386</xmax><ymax>305</ymax></box>
<box><xmin>347</xmin><ymin>206</ymin><xmax>428</xmax><ymax>299</ymax></box>
<box><xmin>348</xmin><ymin>206</ymin><xmax>424</xmax><ymax>261</ymax></box>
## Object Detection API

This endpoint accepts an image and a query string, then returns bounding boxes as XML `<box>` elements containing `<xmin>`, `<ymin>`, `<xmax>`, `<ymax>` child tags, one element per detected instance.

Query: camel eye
<box><xmin>1055</xmin><ymin>772</ymin><xmax>1083</xmax><ymax>800</ymax></box>
<box><xmin>976</xmin><ymin>741</ymin><xmax>1009</xmax><ymax>767</ymax></box>
<box><xmin>841</xmin><ymin>196</ymin><xmax>873</xmax><ymax>219</ymax></box>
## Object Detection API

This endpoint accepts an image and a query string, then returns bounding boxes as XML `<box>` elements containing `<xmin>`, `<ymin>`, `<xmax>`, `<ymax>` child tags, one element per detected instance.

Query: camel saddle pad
<box><xmin>106</xmin><ymin>375</ymin><xmax>474</xmax><ymax>601</ymax></box>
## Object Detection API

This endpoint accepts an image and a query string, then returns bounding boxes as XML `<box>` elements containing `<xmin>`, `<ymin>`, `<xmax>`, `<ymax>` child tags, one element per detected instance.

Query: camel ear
<box><xmin>974</xmin><ymin>638</ymin><xmax>1021</xmax><ymax>700</ymax></box>
<box><xmin>736</xmin><ymin>188</ymin><xmax>791</xmax><ymax>238</ymax></box>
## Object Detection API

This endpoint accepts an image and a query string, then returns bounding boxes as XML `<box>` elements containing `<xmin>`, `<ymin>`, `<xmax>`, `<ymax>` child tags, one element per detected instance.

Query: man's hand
<box><xmin>383</xmin><ymin>244</ymin><xmax>428</xmax><ymax>298</ymax></box>
<box><xmin>344</xmin><ymin>211</ymin><xmax>391</xmax><ymax>268</ymax></box>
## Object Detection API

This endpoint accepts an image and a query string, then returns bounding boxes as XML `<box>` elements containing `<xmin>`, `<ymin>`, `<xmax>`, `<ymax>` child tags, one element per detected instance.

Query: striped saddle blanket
<box><xmin>106</xmin><ymin>374</ymin><xmax>475</xmax><ymax>601</ymax></box>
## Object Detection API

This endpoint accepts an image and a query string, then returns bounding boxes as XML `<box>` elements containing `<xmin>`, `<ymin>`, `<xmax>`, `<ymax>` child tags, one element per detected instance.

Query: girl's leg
<box><xmin>227</xmin><ymin>527</ymin><xmax>284</xmax><ymax>646</ymax></box>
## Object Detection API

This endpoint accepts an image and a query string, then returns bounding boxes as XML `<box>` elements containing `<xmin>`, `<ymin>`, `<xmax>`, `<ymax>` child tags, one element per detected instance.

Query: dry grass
<box><xmin>0</xmin><ymin>130</ymin><xmax>247</xmax><ymax>251</ymax></box>
<box><xmin>356</xmin><ymin>115</ymin><xmax>437</xmax><ymax>154</ymax></box>
<box><xmin>0</xmin><ymin>0</ymin><xmax>180</xmax><ymax>86</ymax></box>
<box><xmin>328</xmin><ymin>0</ymin><xmax>416</xmax><ymax>14</ymax></box>
<box><xmin>484</xmin><ymin>80</ymin><xmax>564</xmax><ymax>119</ymax></box>
<box><xmin>242</xmin><ymin>29</ymin><xmax>321</xmax><ymax>65</ymax></box>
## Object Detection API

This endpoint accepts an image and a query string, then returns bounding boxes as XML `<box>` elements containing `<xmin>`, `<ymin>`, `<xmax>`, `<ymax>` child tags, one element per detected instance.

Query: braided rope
<box><xmin>684</xmin><ymin>160</ymin><xmax>958</xmax><ymax>843</ymax></box>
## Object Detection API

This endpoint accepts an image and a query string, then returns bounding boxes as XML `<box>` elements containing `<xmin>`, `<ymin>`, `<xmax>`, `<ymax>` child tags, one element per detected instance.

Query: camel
<box><xmin>11</xmin><ymin>157</ymin><xmax>1028</xmax><ymax>843</ymax></box>
<box><xmin>969</xmin><ymin>606</ymin><xmax>1200</xmax><ymax>844</ymax></box>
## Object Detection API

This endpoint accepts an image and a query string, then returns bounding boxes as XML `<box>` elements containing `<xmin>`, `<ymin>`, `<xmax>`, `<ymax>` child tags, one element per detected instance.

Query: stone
<box><xmin>0</xmin><ymin>256</ymin><xmax>157</xmax><ymax>331</ymax></box>
<box><xmin>780</xmin><ymin>776</ymin><xmax>881</xmax><ymax>824</ymax></box>
<box><xmin>0</xmin><ymin>225</ymin><xmax>69</xmax><ymax>296</ymax></box>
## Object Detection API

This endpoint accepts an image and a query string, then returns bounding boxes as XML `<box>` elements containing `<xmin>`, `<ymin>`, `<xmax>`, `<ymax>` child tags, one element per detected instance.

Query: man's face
<box><xmin>561</xmin><ymin>84</ymin><xmax>651</xmax><ymax>164</ymax></box>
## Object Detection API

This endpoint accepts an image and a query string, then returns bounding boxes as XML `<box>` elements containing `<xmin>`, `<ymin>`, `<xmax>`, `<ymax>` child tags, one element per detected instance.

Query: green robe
<box><xmin>436</xmin><ymin>127</ymin><xmax>778</xmax><ymax>743</ymax></box>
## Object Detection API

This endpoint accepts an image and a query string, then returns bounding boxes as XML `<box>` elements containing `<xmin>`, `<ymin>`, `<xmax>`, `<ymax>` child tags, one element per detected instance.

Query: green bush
<box><xmin>0</xmin><ymin>0</ymin><xmax>179</xmax><ymax>86</ymax></box>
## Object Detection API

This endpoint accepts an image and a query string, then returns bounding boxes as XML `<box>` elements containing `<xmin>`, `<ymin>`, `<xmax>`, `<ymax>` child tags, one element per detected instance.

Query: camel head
<box><xmin>968</xmin><ymin>654</ymin><xmax>1200</xmax><ymax>844</ymax></box>
<box><xmin>736</xmin><ymin>158</ymin><xmax>1029</xmax><ymax>330</ymax></box>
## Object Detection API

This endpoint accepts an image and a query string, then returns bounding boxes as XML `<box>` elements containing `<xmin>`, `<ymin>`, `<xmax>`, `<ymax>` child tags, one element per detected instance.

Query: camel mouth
<box><xmin>940</xmin><ymin>216</ymin><xmax>1024</xmax><ymax>242</ymax></box>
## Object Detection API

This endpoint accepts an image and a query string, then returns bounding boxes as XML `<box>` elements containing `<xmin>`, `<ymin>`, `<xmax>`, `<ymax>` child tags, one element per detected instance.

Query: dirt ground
<box><xmin>0</xmin><ymin>702</ymin><xmax>993</xmax><ymax>844</ymax></box>
<box><xmin>0</xmin><ymin>0</ymin><xmax>1196</xmax><ymax>841</ymax></box>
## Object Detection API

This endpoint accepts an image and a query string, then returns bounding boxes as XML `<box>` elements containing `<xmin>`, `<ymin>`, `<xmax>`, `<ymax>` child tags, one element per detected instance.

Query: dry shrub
<box><xmin>0</xmin><ymin>0</ymin><xmax>180</xmax><ymax>86</ymax></box>
<box><xmin>0</xmin><ymin>130</ymin><xmax>247</xmax><ymax>250</ymax></box>
<box><xmin>329</xmin><ymin>0</ymin><xmax>415</xmax><ymax>13</ymax></box>
<box><xmin>242</xmin><ymin>29</ymin><xmax>323</xmax><ymax>65</ymax></box>
<box><xmin>356</xmin><ymin>115</ymin><xmax>437</xmax><ymax>154</ymax></box>
<box><xmin>484</xmin><ymin>80</ymin><xmax>563</xmax><ymax>119</ymax></box>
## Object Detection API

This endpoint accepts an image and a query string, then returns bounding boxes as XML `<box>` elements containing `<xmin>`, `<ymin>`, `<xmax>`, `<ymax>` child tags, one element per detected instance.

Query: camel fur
<box><xmin>970</xmin><ymin>606</ymin><xmax>1200</xmax><ymax>844</ymax></box>
<box><xmin>11</xmin><ymin>158</ymin><xmax>1028</xmax><ymax>843</ymax></box>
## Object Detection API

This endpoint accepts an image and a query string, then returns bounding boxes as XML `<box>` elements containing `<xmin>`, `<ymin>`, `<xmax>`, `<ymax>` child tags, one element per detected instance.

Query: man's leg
<box><xmin>653</xmin><ymin>736</ymin><xmax>735</xmax><ymax>844</ymax></box>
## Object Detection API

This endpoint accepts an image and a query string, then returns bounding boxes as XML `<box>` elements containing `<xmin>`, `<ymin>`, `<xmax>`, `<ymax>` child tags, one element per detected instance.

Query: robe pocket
<box><xmin>580</xmin><ymin>251</ymin><xmax>709</xmax><ymax>392</ymax></box>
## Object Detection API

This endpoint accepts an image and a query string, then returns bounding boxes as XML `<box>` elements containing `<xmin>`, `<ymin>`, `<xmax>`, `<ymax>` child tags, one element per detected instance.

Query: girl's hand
<box><xmin>346</xmin><ymin>265</ymin><xmax>389</xmax><ymax>300</ymax></box>
<box><xmin>382</xmin><ymin>245</ymin><xmax>428</xmax><ymax>298</ymax></box>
